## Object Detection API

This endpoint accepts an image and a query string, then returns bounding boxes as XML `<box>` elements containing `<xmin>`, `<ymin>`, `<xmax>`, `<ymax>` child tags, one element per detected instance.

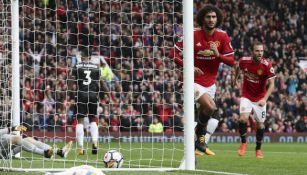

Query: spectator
<box><xmin>148</xmin><ymin>117</ymin><xmax>163</xmax><ymax>134</ymax></box>
<box><xmin>295</xmin><ymin>116</ymin><xmax>307</xmax><ymax>132</ymax></box>
<box><xmin>98</xmin><ymin>117</ymin><xmax>109</xmax><ymax>134</ymax></box>
<box><xmin>48</xmin><ymin>114</ymin><xmax>63</xmax><ymax>132</ymax></box>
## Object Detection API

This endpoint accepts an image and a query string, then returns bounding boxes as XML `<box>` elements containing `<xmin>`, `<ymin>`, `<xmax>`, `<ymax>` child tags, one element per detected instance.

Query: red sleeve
<box><xmin>218</xmin><ymin>33</ymin><xmax>234</xmax><ymax>66</ymax></box>
<box><xmin>218</xmin><ymin>54</ymin><xmax>235</xmax><ymax>66</ymax></box>
<box><xmin>168</xmin><ymin>40</ymin><xmax>183</xmax><ymax>67</ymax></box>
<box><xmin>266</xmin><ymin>62</ymin><xmax>276</xmax><ymax>79</ymax></box>
<box><xmin>221</xmin><ymin>33</ymin><xmax>234</xmax><ymax>56</ymax></box>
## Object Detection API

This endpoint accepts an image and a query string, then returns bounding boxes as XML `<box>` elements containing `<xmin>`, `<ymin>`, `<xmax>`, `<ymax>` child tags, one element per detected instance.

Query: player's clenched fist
<box><xmin>210</xmin><ymin>42</ymin><xmax>220</xmax><ymax>57</ymax></box>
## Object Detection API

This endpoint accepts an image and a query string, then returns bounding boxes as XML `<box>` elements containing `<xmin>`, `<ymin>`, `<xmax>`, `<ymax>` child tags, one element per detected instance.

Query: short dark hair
<box><xmin>196</xmin><ymin>5</ymin><xmax>223</xmax><ymax>28</ymax></box>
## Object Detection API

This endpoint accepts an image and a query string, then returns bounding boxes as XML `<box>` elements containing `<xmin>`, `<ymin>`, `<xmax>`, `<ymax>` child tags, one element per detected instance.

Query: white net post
<box><xmin>11</xmin><ymin>0</ymin><xmax>20</xmax><ymax>128</ymax></box>
<box><xmin>183</xmin><ymin>0</ymin><xmax>195</xmax><ymax>170</ymax></box>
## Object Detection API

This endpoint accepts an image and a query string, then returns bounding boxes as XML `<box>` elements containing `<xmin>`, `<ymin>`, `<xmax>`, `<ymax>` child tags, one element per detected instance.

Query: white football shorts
<box><xmin>194</xmin><ymin>83</ymin><xmax>216</xmax><ymax>101</ymax></box>
<box><xmin>240</xmin><ymin>97</ymin><xmax>266</xmax><ymax>123</ymax></box>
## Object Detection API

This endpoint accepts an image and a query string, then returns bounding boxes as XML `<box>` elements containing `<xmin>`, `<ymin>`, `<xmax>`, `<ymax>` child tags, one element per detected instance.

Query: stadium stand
<box><xmin>16</xmin><ymin>0</ymin><xmax>306</xmax><ymax>134</ymax></box>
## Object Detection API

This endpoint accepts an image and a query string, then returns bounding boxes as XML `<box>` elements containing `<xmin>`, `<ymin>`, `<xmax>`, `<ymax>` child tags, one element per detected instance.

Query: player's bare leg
<box><xmin>255</xmin><ymin>122</ymin><xmax>265</xmax><ymax>158</ymax></box>
<box><xmin>199</xmin><ymin>94</ymin><xmax>219</xmax><ymax>143</ymax></box>
<box><xmin>238</xmin><ymin>113</ymin><xmax>249</xmax><ymax>156</ymax></box>
<box><xmin>76</xmin><ymin>117</ymin><xmax>85</xmax><ymax>155</ymax></box>
<box><xmin>195</xmin><ymin>94</ymin><xmax>217</xmax><ymax>156</ymax></box>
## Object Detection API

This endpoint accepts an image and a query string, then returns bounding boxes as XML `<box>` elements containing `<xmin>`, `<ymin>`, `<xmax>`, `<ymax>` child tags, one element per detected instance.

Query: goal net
<box><xmin>0</xmin><ymin>0</ymin><xmax>193</xmax><ymax>172</ymax></box>
<box><xmin>0</xmin><ymin>0</ymin><xmax>11</xmax><ymax>129</ymax></box>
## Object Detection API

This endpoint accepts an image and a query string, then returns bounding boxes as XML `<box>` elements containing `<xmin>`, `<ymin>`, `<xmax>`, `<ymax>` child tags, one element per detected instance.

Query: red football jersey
<box><xmin>172</xmin><ymin>28</ymin><xmax>234</xmax><ymax>87</ymax></box>
<box><xmin>239</xmin><ymin>56</ymin><xmax>276</xmax><ymax>102</ymax></box>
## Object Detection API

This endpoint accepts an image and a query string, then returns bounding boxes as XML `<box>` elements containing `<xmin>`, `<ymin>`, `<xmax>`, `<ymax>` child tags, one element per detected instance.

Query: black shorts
<box><xmin>77</xmin><ymin>92</ymin><xmax>98</xmax><ymax>120</ymax></box>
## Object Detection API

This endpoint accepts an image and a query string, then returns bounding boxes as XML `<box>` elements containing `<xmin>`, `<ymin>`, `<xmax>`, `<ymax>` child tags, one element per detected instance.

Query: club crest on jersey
<box><xmin>257</xmin><ymin>69</ymin><xmax>263</xmax><ymax>75</ymax></box>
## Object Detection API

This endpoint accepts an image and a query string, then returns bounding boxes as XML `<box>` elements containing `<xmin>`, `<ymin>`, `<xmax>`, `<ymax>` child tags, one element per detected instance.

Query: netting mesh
<box><xmin>1</xmin><ymin>0</ymin><xmax>185</xmax><ymax>171</ymax></box>
<box><xmin>0</xmin><ymin>0</ymin><xmax>11</xmax><ymax>128</ymax></box>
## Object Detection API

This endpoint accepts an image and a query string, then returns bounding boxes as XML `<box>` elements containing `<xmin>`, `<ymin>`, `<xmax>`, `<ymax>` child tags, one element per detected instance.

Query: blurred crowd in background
<box><xmin>0</xmin><ymin>0</ymin><xmax>306</xmax><ymax>134</ymax></box>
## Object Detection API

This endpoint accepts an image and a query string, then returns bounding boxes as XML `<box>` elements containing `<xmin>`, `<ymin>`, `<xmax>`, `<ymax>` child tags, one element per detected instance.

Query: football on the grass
<box><xmin>103</xmin><ymin>150</ymin><xmax>124</xmax><ymax>168</ymax></box>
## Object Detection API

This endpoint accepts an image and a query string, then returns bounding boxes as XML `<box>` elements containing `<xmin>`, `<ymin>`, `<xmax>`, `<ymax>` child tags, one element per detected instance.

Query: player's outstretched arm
<box><xmin>0</xmin><ymin>128</ymin><xmax>9</xmax><ymax>135</ymax></box>
<box><xmin>12</xmin><ymin>125</ymin><xmax>27</xmax><ymax>132</ymax></box>
<box><xmin>1</xmin><ymin>125</ymin><xmax>28</xmax><ymax>135</ymax></box>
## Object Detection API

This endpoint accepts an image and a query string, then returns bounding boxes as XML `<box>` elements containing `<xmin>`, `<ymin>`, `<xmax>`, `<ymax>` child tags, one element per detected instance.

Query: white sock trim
<box><xmin>205</xmin><ymin>118</ymin><xmax>219</xmax><ymax>144</ymax></box>
<box><xmin>76</xmin><ymin>124</ymin><xmax>84</xmax><ymax>148</ymax></box>
<box><xmin>90</xmin><ymin>122</ymin><xmax>98</xmax><ymax>144</ymax></box>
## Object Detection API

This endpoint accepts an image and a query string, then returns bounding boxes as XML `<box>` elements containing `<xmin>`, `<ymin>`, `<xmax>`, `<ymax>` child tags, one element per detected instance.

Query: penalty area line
<box><xmin>196</xmin><ymin>169</ymin><xmax>248</xmax><ymax>175</ymax></box>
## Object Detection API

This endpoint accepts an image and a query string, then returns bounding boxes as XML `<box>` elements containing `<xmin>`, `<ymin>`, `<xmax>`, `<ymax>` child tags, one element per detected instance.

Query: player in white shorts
<box><xmin>193</xmin><ymin>83</ymin><xmax>218</xmax><ymax>156</ymax></box>
<box><xmin>169</xmin><ymin>5</ymin><xmax>235</xmax><ymax>156</ymax></box>
<box><xmin>194</xmin><ymin>83</ymin><xmax>216</xmax><ymax>100</ymax></box>
<box><xmin>240</xmin><ymin>97</ymin><xmax>266</xmax><ymax>123</ymax></box>
<box><xmin>233</xmin><ymin>43</ymin><xmax>276</xmax><ymax>158</ymax></box>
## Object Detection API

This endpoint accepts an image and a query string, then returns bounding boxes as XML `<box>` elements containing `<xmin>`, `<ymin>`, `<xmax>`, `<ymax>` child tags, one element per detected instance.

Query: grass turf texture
<box><xmin>0</xmin><ymin>143</ymin><xmax>306</xmax><ymax>175</ymax></box>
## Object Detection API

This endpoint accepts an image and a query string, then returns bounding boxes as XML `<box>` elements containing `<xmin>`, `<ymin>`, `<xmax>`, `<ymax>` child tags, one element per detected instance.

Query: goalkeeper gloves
<box><xmin>9</xmin><ymin>125</ymin><xmax>27</xmax><ymax>133</ymax></box>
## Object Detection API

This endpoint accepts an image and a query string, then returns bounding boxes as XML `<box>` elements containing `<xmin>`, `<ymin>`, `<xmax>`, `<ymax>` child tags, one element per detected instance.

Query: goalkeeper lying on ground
<box><xmin>0</xmin><ymin>125</ymin><xmax>72</xmax><ymax>159</ymax></box>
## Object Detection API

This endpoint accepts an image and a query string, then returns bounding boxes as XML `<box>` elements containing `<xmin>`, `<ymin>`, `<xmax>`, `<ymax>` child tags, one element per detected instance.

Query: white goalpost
<box><xmin>11</xmin><ymin>0</ymin><xmax>20</xmax><ymax>133</ymax></box>
<box><xmin>182</xmin><ymin>0</ymin><xmax>195</xmax><ymax>170</ymax></box>
<box><xmin>1</xmin><ymin>0</ymin><xmax>194</xmax><ymax>172</ymax></box>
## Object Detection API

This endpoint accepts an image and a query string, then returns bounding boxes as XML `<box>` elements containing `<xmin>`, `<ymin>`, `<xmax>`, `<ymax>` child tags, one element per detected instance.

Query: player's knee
<box><xmin>201</xmin><ymin>106</ymin><xmax>215</xmax><ymax>117</ymax></box>
<box><xmin>239</xmin><ymin>117</ymin><xmax>248</xmax><ymax>123</ymax></box>
<box><xmin>89</xmin><ymin>115</ymin><xmax>96</xmax><ymax>123</ymax></box>
<box><xmin>257</xmin><ymin>122</ymin><xmax>265</xmax><ymax>129</ymax></box>
<box><xmin>239</xmin><ymin>114</ymin><xmax>249</xmax><ymax>123</ymax></box>
<box><xmin>198</xmin><ymin>95</ymin><xmax>216</xmax><ymax>115</ymax></box>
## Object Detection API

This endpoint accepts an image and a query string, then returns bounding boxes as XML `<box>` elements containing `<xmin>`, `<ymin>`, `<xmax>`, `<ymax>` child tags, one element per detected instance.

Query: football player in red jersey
<box><xmin>233</xmin><ymin>42</ymin><xmax>276</xmax><ymax>158</ymax></box>
<box><xmin>169</xmin><ymin>5</ymin><xmax>235</xmax><ymax>156</ymax></box>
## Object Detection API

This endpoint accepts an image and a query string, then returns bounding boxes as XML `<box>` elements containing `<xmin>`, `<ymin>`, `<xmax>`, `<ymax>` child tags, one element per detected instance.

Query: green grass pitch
<box><xmin>1</xmin><ymin>142</ymin><xmax>306</xmax><ymax>175</ymax></box>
